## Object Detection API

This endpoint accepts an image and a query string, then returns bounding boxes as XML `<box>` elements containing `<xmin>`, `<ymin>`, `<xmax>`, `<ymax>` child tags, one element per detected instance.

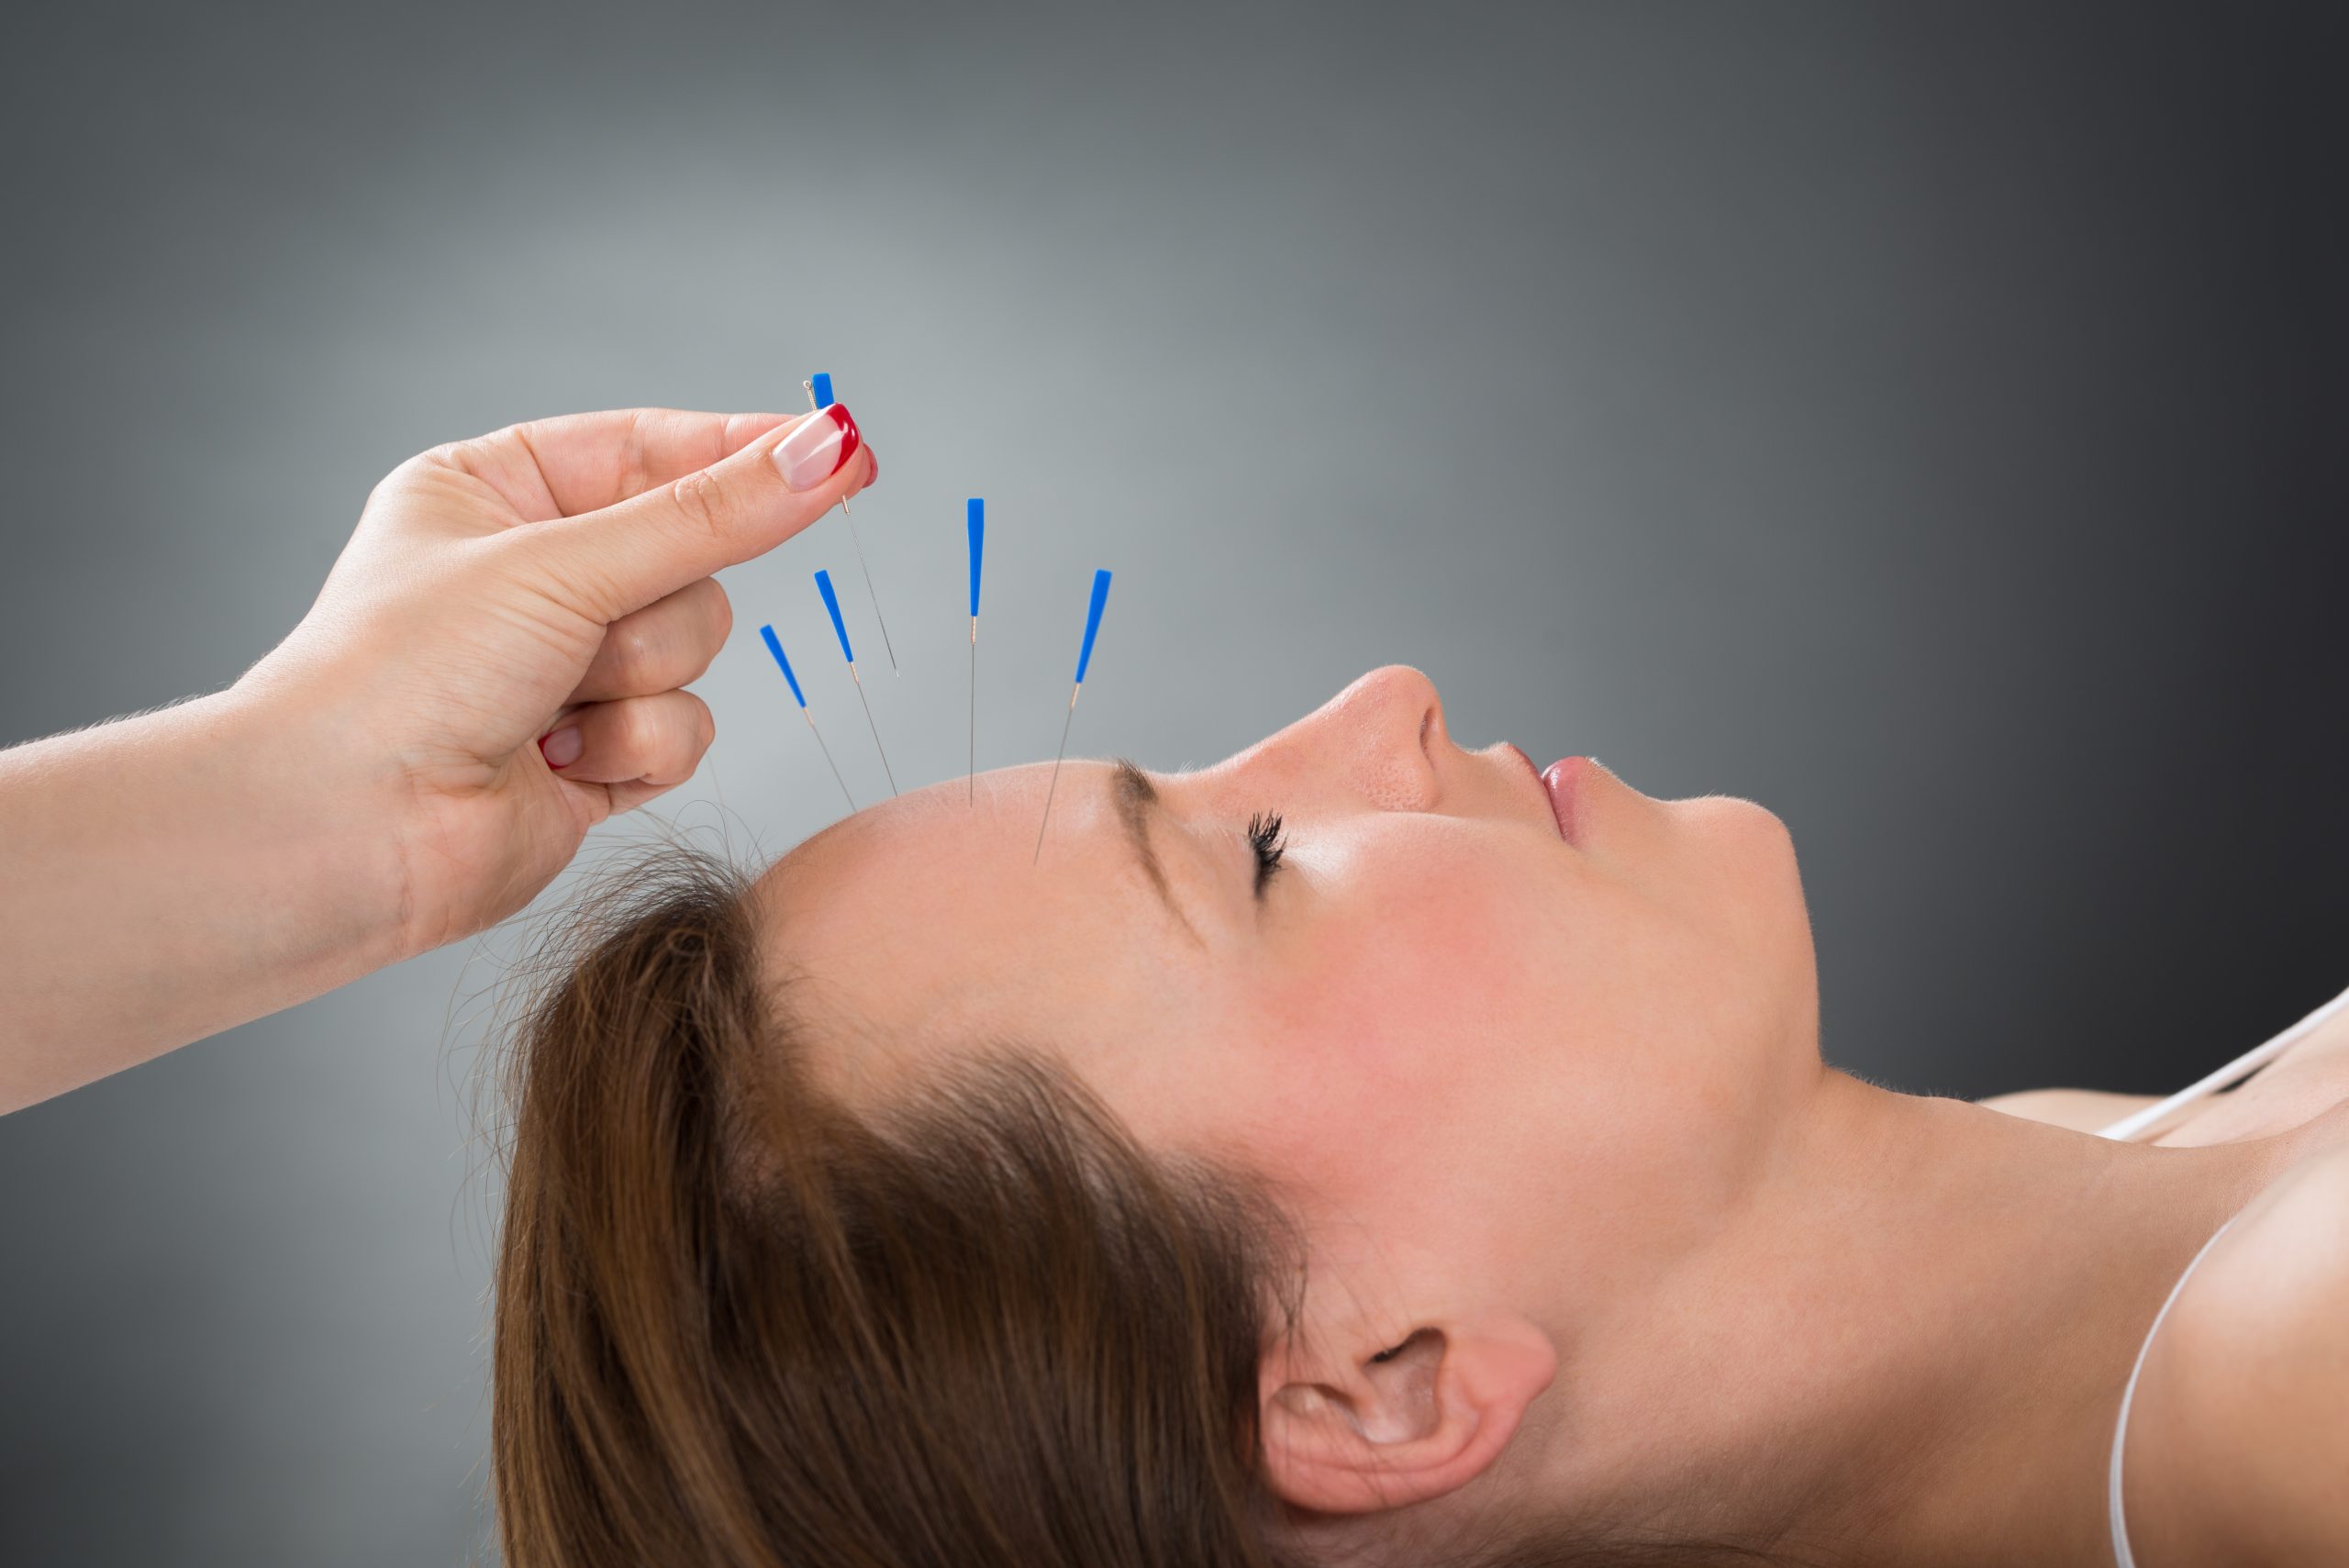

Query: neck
<box><xmin>1552</xmin><ymin>1067</ymin><xmax>2297</xmax><ymax>1568</ymax></box>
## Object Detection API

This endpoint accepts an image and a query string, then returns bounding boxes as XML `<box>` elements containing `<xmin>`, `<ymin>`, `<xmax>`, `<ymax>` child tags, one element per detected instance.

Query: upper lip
<box><xmin>1497</xmin><ymin>742</ymin><xmax>1560</xmax><ymax>838</ymax></box>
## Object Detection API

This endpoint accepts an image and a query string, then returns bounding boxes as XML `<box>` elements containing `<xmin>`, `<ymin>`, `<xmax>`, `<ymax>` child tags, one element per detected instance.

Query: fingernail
<box><xmin>774</xmin><ymin>404</ymin><xmax>862</xmax><ymax>491</ymax></box>
<box><xmin>540</xmin><ymin>726</ymin><xmax>583</xmax><ymax>770</ymax></box>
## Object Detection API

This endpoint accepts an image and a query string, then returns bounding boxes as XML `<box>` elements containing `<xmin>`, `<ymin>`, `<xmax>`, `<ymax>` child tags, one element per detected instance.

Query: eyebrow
<box><xmin>1110</xmin><ymin>758</ymin><xmax>1201</xmax><ymax>942</ymax></box>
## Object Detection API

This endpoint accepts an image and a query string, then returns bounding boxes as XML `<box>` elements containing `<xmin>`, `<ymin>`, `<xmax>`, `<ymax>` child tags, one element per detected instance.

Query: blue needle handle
<box><xmin>809</xmin><ymin>372</ymin><xmax>835</xmax><ymax>408</ymax></box>
<box><xmin>758</xmin><ymin>624</ymin><xmax>807</xmax><ymax>706</ymax></box>
<box><xmin>1074</xmin><ymin>569</ymin><xmax>1112</xmax><ymax>684</ymax></box>
<box><xmin>815</xmin><ymin>570</ymin><xmax>853</xmax><ymax>662</ymax></box>
<box><xmin>967</xmin><ymin>498</ymin><xmax>985</xmax><ymax>617</ymax></box>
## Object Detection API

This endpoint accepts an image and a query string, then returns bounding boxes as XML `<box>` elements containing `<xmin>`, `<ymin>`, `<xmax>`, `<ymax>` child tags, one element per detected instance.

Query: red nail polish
<box><xmin>774</xmin><ymin>404</ymin><xmax>861</xmax><ymax>490</ymax></box>
<box><xmin>824</xmin><ymin>404</ymin><xmax>862</xmax><ymax>473</ymax></box>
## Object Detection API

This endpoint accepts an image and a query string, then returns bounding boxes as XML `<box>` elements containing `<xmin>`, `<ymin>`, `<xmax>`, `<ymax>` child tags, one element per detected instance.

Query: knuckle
<box><xmin>608</xmin><ymin>617</ymin><xmax>663</xmax><ymax>682</ymax></box>
<box><xmin>457</xmin><ymin>427</ymin><xmax>520</xmax><ymax>474</ymax></box>
<box><xmin>666</xmin><ymin>469</ymin><xmax>739</xmax><ymax>542</ymax></box>
<box><xmin>365</xmin><ymin>449</ymin><xmax>440</xmax><ymax>511</ymax></box>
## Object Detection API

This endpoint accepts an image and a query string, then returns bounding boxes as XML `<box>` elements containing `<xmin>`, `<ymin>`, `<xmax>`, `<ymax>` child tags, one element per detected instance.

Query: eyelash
<box><xmin>1245</xmin><ymin>811</ymin><xmax>1287</xmax><ymax>895</ymax></box>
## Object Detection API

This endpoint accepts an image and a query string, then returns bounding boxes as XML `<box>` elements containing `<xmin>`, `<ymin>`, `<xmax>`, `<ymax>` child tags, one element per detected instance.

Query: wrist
<box><xmin>208</xmin><ymin>673</ymin><xmax>421</xmax><ymax>974</ymax></box>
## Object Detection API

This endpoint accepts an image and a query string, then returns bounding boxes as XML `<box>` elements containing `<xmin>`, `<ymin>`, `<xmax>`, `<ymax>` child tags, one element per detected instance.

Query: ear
<box><xmin>1258</xmin><ymin>1311</ymin><xmax>1556</xmax><ymax>1515</ymax></box>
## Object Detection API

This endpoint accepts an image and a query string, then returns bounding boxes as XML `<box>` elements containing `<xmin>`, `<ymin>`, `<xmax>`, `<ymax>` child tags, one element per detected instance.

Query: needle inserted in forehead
<box><xmin>806</xmin><ymin>372</ymin><xmax>899</xmax><ymax>675</ymax></box>
<box><xmin>758</xmin><ymin>622</ymin><xmax>855</xmax><ymax>812</ymax></box>
<box><xmin>966</xmin><ymin>497</ymin><xmax>985</xmax><ymax>806</ymax></box>
<box><xmin>1033</xmin><ymin>568</ymin><xmax>1114</xmax><ymax>863</ymax></box>
<box><xmin>816</xmin><ymin>568</ymin><xmax>897</xmax><ymax>796</ymax></box>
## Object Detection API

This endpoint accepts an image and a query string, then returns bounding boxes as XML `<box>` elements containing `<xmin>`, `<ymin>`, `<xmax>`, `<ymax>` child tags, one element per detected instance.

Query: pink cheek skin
<box><xmin>1244</xmin><ymin>880</ymin><xmax>1533</xmax><ymax>1201</ymax></box>
<box><xmin>1257</xmin><ymin>846</ymin><xmax>1744</xmax><ymax>1266</ymax></box>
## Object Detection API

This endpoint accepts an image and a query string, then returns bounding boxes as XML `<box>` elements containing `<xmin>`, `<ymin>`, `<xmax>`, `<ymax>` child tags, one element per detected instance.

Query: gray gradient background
<box><xmin>3</xmin><ymin>3</ymin><xmax>2344</xmax><ymax>1562</ymax></box>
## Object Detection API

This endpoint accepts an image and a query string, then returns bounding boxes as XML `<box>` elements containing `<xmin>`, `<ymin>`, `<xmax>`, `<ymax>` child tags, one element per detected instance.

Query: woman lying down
<box><xmin>494</xmin><ymin>665</ymin><xmax>2349</xmax><ymax>1568</ymax></box>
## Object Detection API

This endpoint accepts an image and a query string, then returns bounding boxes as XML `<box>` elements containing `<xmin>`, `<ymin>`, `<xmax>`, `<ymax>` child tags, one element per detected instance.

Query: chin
<box><xmin>1683</xmin><ymin>793</ymin><xmax>1812</xmax><ymax>956</ymax></box>
<box><xmin>1677</xmin><ymin>792</ymin><xmax>1798</xmax><ymax>868</ymax></box>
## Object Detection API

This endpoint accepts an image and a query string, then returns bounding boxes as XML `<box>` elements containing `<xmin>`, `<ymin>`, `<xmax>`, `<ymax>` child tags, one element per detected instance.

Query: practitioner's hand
<box><xmin>246</xmin><ymin>406</ymin><xmax>874</xmax><ymax>955</ymax></box>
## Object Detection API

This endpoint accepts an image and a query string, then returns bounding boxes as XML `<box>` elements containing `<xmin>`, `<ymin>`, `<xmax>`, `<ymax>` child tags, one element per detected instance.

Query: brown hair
<box><xmin>490</xmin><ymin>850</ymin><xmax>1812</xmax><ymax>1568</ymax></box>
<box><xmin>492</xmin><ymin>849</ymin><xmax>1308</xmax><ymax>1568</ymax></box>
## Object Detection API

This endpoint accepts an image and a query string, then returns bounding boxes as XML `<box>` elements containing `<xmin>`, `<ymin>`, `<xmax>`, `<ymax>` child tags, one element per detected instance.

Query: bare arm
<box><xmin>0</xmin><ymin>406</ymin><xmax>874</xmax><ymax>1113</ymax></box>
<box><xmin>0</xmin><ymin>689</ymin><xmax>407</xmax><ymax>1103</ymax></box>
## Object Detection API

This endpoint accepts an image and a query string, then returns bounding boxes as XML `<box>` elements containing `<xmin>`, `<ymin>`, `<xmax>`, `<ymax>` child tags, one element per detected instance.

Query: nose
<box><xmin>1221</xmin><ymin>664</ymin><xmax>1445</xmax><ymax>814</ymax></box>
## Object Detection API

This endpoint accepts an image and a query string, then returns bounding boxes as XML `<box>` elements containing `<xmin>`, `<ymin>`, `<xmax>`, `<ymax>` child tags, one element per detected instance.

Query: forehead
<box><xmin>750</xmin><ymin>762</ymin><xmax>1193</xmax><ymax>1099</ymax></box>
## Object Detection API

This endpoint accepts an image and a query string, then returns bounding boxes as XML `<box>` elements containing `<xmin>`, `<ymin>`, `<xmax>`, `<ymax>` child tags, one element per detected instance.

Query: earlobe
<box><xmin>1259</xmin><ymin>1313</ymin><xmax>1557</xmax><ymax>1516</ymax></box>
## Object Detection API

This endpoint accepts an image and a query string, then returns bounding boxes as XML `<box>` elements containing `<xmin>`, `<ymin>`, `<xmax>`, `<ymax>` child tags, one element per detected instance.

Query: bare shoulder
<box><xmin>2125</xmin><ymin>1145</ymin><xmax>2349</xmax><ymax>1564</ymax></box>
<box><xmin>1975</xmin><ymin>1088</ymin><xmax>2158</xmax><ymax>1133</ymax></box>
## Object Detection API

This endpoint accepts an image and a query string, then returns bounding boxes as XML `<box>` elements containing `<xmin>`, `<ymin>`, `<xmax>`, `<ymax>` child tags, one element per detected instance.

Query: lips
<box><xmin>1496</xmin><ymin>741</ymin><xmax>1574</xmax><ymax>845</ymax></box>
<box><xmin>1541</xmin><ymin>758</ymin><xmax>1584</xmax><ymax>845</ymax></box>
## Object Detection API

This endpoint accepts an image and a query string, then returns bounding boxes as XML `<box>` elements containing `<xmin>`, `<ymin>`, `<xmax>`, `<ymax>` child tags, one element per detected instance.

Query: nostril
<box><xmin>1420</xmin><ymin>694</ymin><xmax>1448</xmax><ymax>758</ymax></box>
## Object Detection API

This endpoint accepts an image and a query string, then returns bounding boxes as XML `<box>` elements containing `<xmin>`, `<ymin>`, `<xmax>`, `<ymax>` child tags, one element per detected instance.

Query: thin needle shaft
<box><xmin>1032</xmin><ymin>685</ymin><xmax>1079</xmax><ymax>862</ymax></box>
<box><xmin>848</xmin><ymin>519</ymin><xmax>900</xmax><ymax>675</ymax></box>
<box><xmin>804</xmin><ymin>707</ymin><xmax>855</xmax><ymax>811</ymax></box>
<box><xmin>968</xmin><ymin>616</ymin><xmax>978</xmax><ymax>806</ymax></box>
<box><xmin>849</xmin><ymin>664</ymin><xmax>898</xmax><ymax>795</ymax></box>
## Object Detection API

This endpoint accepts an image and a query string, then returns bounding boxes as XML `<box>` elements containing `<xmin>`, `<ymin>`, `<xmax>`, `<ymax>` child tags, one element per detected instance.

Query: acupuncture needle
<box><xmin>815</xmin><ymin>568</ymin><xmax>897</xmax><ymax>796</ymax></box>
<box><xmin>967</xmin><ymin>497</ymin><xmax>985</xmax><ymax>806</ymax></box>
<box><xmin>1033</xmin><ymin>569</ymin><xmax>1113</xmax><ymax>862</ymax></box>
<box><xmin>804</xmin><ymin>372</ymin><xmax>899</xmax><ymax>675</ymax></box>
<box><xmin>757</xmin><ymin>622</ymin><xmax>854</xmax><ymax>811</ymax></box>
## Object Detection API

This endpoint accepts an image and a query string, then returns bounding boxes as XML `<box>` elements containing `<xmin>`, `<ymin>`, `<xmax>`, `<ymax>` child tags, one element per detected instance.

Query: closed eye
<box><xmin>1245</xmin><ymin>811</ymin><xmax>1286</xmax><ymax>897</ymax></box>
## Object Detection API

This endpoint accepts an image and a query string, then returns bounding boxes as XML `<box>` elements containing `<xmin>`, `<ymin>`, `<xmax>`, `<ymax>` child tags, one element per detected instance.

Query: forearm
<box><xmin>0</xmin><ymin>685</ymin><xmax>409</xmax><ymax>1111</ymax></box>
<box><xmin>0</xmin><ymin>406</ymin><xmax>852</xmax><ymax>1113</ymax></box>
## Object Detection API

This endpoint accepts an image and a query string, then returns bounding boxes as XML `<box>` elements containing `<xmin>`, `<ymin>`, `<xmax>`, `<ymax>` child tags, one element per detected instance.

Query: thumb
<box><xmin>515</xmin><ymin>405</ymin><xmax>868</xmax><ymax>623</ymax></box>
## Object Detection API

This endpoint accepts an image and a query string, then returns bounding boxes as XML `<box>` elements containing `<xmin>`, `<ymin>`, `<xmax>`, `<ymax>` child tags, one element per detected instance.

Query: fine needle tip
<box><xmin>1037</xmin><ymin>565</ymin><xmax>1108</xmax><ymax>860</ymax></box>
<box><xmin>844</xmin><ymin>517</ymin><xmax>898</xmax><ymax>673</ymax></box>
<box><xmin>967</xmin><ymin>614</ymin><xmax>978</xmax><ymax>807</ymax></box>
<box><xmin>1032</xmin><ymin>684</ymin><xmax>1081</xmax><ymax>863</ymax></box>
<box><xmin>847</xmin><ymin>662</ymin><xmax>899</xmax><ymax>797</ymax></box>
<box><xmin>803</xmin><ymin>706</ymin><xmax>855</xmax><ymax>813</ymax></box>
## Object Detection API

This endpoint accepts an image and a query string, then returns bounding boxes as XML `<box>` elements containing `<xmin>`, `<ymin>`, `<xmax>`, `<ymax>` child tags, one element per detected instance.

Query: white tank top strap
<box><xmin>2108</xmin><ymin>1214</ymin><xmax>2241</xmax><ymax>1568</ymax></box>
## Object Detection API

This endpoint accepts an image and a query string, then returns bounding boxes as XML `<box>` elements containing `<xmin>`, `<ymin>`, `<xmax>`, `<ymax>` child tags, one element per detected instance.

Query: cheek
<box><xmin>1234</xmin><ymin>854</ymin><xmax>1548</xmax><ymax>1188</ymax></box>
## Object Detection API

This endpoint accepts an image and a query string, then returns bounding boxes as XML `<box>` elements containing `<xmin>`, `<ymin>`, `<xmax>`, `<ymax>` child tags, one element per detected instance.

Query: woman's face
<box><xmin>757</xmin><ymin>664</ymin><xmax>1820</xmax><ymax>1503</ymax></box>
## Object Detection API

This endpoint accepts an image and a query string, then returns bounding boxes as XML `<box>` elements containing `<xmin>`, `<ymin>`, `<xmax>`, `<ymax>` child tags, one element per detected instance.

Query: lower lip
<box><xmin>1542</xmin><ymin>758</ymin><xmax>1586</xmax><ymax>845</ymax></box>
